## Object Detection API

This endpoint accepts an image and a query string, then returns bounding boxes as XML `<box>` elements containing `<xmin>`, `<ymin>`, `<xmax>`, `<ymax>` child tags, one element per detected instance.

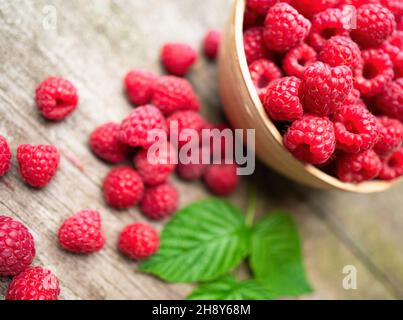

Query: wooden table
<box><xmin>0</xmin><ymin>0</ymin><xmax>402</xmax><ymax>300</ymax></box>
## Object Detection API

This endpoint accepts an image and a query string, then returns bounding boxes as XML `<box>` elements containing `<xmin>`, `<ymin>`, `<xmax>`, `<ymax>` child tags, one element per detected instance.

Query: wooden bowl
<box><xmin>218</xmin><ymin>0</ymin><xmax>400</xmax><ymax>193</ymax></box>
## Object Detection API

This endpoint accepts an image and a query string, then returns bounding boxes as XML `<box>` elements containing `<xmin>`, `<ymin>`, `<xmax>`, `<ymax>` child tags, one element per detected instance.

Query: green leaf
<box><xmin>187</xmin><ymin>275</ymin><xmax>275</xmax><ymax>300</ymax></box>
<box><xmin>139</xmin><ymin>198</ymin><xmax>250</xmax><ymax>283</ymax></box>
<box><xmin>250</xmin><ymin>212</ymin><xmax>312</xmax><ymax>297</ymax></box>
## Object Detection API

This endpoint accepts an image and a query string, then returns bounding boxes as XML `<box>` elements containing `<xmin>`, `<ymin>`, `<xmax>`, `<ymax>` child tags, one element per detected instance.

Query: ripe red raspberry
<box><xmin>292</xmin><ymin>0</ymin><xmax>340</xmax><ymax>19</ymax></box>
<box><xmin>263</xmin><ymin>76</ymin><xmax>304</xmax><ymax>122</ymax></box>
<box><xmin>374</xmin><ymin>116</ymin><xmax>403</xmax><ymax>156</ymax></box>
<box><xmin>118</xmin><ymin>223</ymin><xmax>159</xmax><ymax>260</ymax></box>
<box><xmin>248</xmin><ymin>58</ymin><xmax>283</xmax><ymax>101</ymax></box>
<box><xmin>246</xmin><ymin>0</ymin><xmax>279</xmax><ymax>15</ymax></box>
<box><xmin>17</xmin><ymin>144</ymin><xmax>60</xmax><ymax>188</ymax></box>
<box><xmin>208</xmin><ymin>124</ymin><xmax>235</xmax><ymax>161</ymax></box>
<box><xmin>0</xmin><ymin>216</ymin><xmax>35</xmax><ymax>277</ymax></box>
<box><xmin>263</xmin><ymin>3</ymin><xmax>311</xmax><ymax>52</ymax></box>
<box><xmin>0</xmin><ymin>135</ymin><xmax>11</xmax><ymax>177</ymax></box>
<box><xmin>6</xmin><ymin>266</ymin><xmax>60</xmax><ymax>300</ymax></box>
<box><xmin>89</xmin><ymin>122</ymin><xmax>129</xmax><ymax>163</ymax></box>
<box><xmin>203</xmin><ymin>163</ymin><xmax>239</xmax><ymax>196</ymax></box>
<box><xmin>243</xmin><ymin>8</ymin><xmax>262</xmax><ymax>30</ymax></box>
<box><xmin>319</xmin><ymin>36</ymin><xmax>362</xmax><ymax>70</ymax></box>
<box><xmin>355</xmin><ymin>49</ymin><xmax>394</xmax><ymax>97</ymax></box>
<box><xmin>243</xmin><ymin>27</ymin><xmax>271</xmax><ymax>65</ymax></box>
<box><xmin>283</xmin><ymin>43</ymin><xmax>318</xmax><ymax>78</ymax></box>
<box><xmin>378</xmin><ymin>148</ymin><xmax>403</xmax><ymax>180</ymax></box>
<box><xmin>389</xmin><ymin>31</ymin><xmax>403</xmax><ymax>49</ymax></box>
<box><xmin>58</xmin><ymin>210</ymin><xmax>106</xmax><ymax>254</ymax></box>
<box><xmin>161</xmin><ymin>43</ymin><xmax>198</xmax><ymax>77</ymax></box>
<box><xmin>119</xmin><ymin>105</ymin><xmax>167</xmax><ymax>148</ymax></box>
<box><xmin>351</xmin><ymin>4</ymin><xmax>396</xmax><ymax>48</ymax></box>
<box><xmin>336</xmin><ymin>149</ymin><xmax>382</xmax><ymax>182</ymax></box>
<box><xmin>300</xmin><ymin>62</ymin><xmax>353</xmax><ymax>116</ymax></box>
<box><xmin>35</xmin><ymin>76</ymin><xmax>78</xmax><ymax>121</ymax></box>
<box><xmin>140</xmin><ymin>183</ymin><xmax>179</xmax><ymax>220</ymax></box>
<box><xmin>152</xmin><ymin>76</ymin><xmax>200</xmax><ymax>115</ymax></box>
<box><xmin>380</xmin><ymin>0</ymin><xmax>402</xmax><ymax>20</ymax></box>
<box><xmin>333</xmin><ymin>104</ymin><xmax>381</xmax><ymax>153</ymax></box>
<box><xmin>375</xmin><ymin>78</ymin><xmax>403</xmax><ymax>121</ymax></box>
<box><xmin>284</xmin><ymin>115</ymin><xmax>336</xmax><ymax>165</ymax></box>
<box><xmin>124</xmin><ymin>69</ymin><xmax>157</xmax><ymax>106</ymax></box>
<box><xmin>345</xmin><ymin>88</ymin><xmax>362</xmax><ymax>105</ymax></box>
<box><xmin>203</xmin><ymin>29</ymin><xmax>222</xmax><ymax>60</ymax></box>
<box><xmin>398</xmin><ymin>17</ymin><xmax>403</xmax><ymax>30</ymax></box>
<box><xmin>134</xmin><ymin>141</ymin><xmax>176</xmax><ymax>186</ymax></box>
<box><xmin>308</xmin><ymin>8</ymin><xmax>350</xmax><ymax>51</ymax></box>
<box><xmin>103</xmin><ymin>166</ymin><xmax>144</xmax><ymax>209</ymax></box>
<box><xmin>177</xmin><ymin>161</ymin><xmax>207</xmax><ymax>180</ymax></box>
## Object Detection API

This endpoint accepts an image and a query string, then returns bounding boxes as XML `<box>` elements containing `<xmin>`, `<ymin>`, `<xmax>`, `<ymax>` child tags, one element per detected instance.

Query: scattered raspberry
<box><xmin>300</xmin><ymin>62</ymin><xmax>353</xmax><ymax>116</ymax></box>
<box><xmin>336</xmin><ymin>149</ymin><xmax>382</xmax><ymax>182</ymax></box>
<box><xmin>263</xmin><ymin>3</ymin><xmax>311</xmax><ymax>52</ymax></box>
<box><xmin>0</xmin><ymin>216</ymin><xmax>35</xmax><ymax>277</ymax></box>
<box><xmin>284</xmin><ymin>115</ymin><xmax>336</xmax><ymax>165</ymax></box>
<box><xmin>263</xmin><ymin>76</ymin><xmax>304</xmax><ymax>122</ymax></box>
<box><xmin>133</xmin><ymin>141</ymin><xmax>176</xmax><ymax>186</ymax></box>
<box><xmin>243</xmin><ymin>27</ymin><xmax>271</xmax><ymax>65</ymax></box>
<box><xmin>292</xmin><ymin>0</ymin><xmax>340</xmax><ymax>19</ymax></box>
<box><xmin>124</xmin><ymin>69</ymin><xmax>157</xmax><ymax>106</ymax></box>
<box><xmin>203</xmin><ymin>163</ymin><xmax>239</xmax><ymax>196</ymax></box>
<box><xmin>374</xmin><ymin>116</ymin><xmax>403</xmax><ymax>156</ymax></box>
<box><xmin>35</xmin><ymin>76</ymin><xmax>78</xmax><ymax>121</ymax></box>
<box><xmin>319</xmin><ymin>36</ymin><xmax>362</xmax><ymax>70</ymax></box>
<box><xmin>248</xmin><ymin>58</ymin><xmax>283</xmax><ymax>101</ymax></box>
<box><xmin>89</xmin><ymin>122</ymin><xmax>129</xmax><ymax>163</ymax></box>
<box><xmin>351</xmin><ymin>4</ymin><xmax>396</xmax><ymax>48</ymax></box>
<box><xmin>283</xmin><ymin>43</ymin><xmax>318</xmax><ymax>78</ymax></box>
<box><xmin>119</xmin><ymin>105</ymin><xmax>167</xmax><ymax>148</ymax></box>
<box><xmin>0</xmin><ymin>135</ymin><xmax>11</xmax><ymax>178</ymax></box>
<box><xmin>58</xmin><ymin>210</ymin><xmax>106</xmax><ymax>254</ymax></box>
<box><xmin>140</xmin><ymin>183</ymin><xmax>179</xmax><ymax>220</ymax></box>
<box><xmin>17</xmin><ymin>144</ymin><xmax>60</xmax><ymax>188</ymax></box>
<box><xmin>203</xmin><ymin>29</ymin><xmax>222</xmax><ymax>60</ymax></box>
<box><xmin>161</xmin><ymin>43</ymin><xmax>198</xmax><ymax>77</ymax></box>
<box><xmin>246</xmin><ymin>0</ymin><xmax>279</xmax><ymax>15</ymax></box>
<box><xmin>118</xmin><ymin>223</ymin><xmax>159</xmax><ymax>260</ymax></box>
<box><xmin>375</xmin><ymin>78</ymin><xmax>403</xmax><ymax>121</ymax></box>
<box><xmin>333</xmin><ymin>104</ymin><xmax>381</xmax><ymax>153</ymax></box>
<box><xmin>6</xmin><ymin>266</ymin><xmax>60</xmax><ymax>300</ymax></box>
<box><xmin>378</xmin><ymin>148</ymin><xmax>403</xmax><ymax>180</ymax></box>
<box><xmin>103</xmin><ymin>166</ymin><xmax>144</xmax><ymax>209</ymax></box>
<box><xmin>152</xmin><ymin>76</ymin><xmax>200</xmax><ymax>115</ymax></box>
<box><xmin>355</xmin><ymin>49</ymin><xmax>394</xmax><ymax>97</ymax></box>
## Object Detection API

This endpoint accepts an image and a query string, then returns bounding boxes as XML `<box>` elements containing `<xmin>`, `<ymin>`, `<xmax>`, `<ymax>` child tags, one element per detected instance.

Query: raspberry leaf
<box><xmin>250</xmin><ymin>212</ymin><xmax>312</xmax><ymax>296</ymax></box>
<box><xmin>139</xmin><ymin>198</ymin><xmax>250</xmax><ymax>282</ymax></box>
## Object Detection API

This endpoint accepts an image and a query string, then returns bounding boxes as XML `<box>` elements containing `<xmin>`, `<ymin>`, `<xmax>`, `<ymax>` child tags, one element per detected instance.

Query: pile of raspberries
<box><xmin>245</xmin><ymin>0</ymin><xmax>403</xmax><ymax>183</ymax></box>
<box><xmin>0</xmin><ymin>29</ymin><xmax>233</xmax><ymax>300</ymax></box>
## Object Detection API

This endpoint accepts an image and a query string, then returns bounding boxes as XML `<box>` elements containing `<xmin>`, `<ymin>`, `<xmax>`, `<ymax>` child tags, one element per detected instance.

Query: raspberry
<box><xmin>17</xmin><ymin>144</ymin><xmax>60</xmax><ymax>188</ymax></box>
<box><xmin>284</xmin><ymin>115</ymin><xmax>336</xmax><ymax>165</ymax></box>
<box><xmin>263</xmin><ymin>76</ymin><xmax>304</xmax><ymax>122</ymax></box>
<box><xmin>0</xmin><ymin>135</ymin><xmax>11</xmax><ymax>177</ymax></box>
<box><xmin>243</xmin><ymin>27</ymin><xmax>271</xmax><ymax>65</ymax></box>
<box><xmin>336</xmin><ymin>149</ymin><xmax>382</xmax><ymax>182</ymax></box>
<box><xmin>375</xmin><ymin>78</ymin><xmax>403</xmax><ymax>121</ymax></box>
<box><xmin>103</xmin><ymin>166</ymin><xmax>144</xmax><ymax>209</ymax></box>
<box><xmin>243</xmin><ymin>8</ymin><xmax>262</xmax><ymax>30</ymax></box>
<box><xmin>333</xmin><ymin>104</ymin><xmax>381</xmax><ymax>153</ymax></box>
<box><xmin>119</xmin><ymin>105</ymin><xmax>167</xmax><ymax>149</ymax></box>
<box><xmin>89</xmin><ymin>122</ymin><xmax>129</xmax><ymax>163</ymax></box>
<box><xmin>161</xmin><ymin>43</ymin><xmax>198</xmax><ymax>77</ymax></box>
<box><xmin>374</xmin><ymin>116</ymin><xmax>403</xmax><ymax>156</ymax></box>
<box><xmin>355</xmin><ymin>49</ymin><xmax>394</xmax><ymax>97</ymax></box>
<box><xmin>133</xmin><ymin>141</ymin><xmax>176</xmax><ymax>186</ymax></box>
<box><xmin>35</xmin><ymin>76</ymin><xmax>78</xmax><ymax>121</ymax></box>
<box><xmin>263</xmin><ymin>3</ymin><xmax>311</xmax><ymax>52</ymax></box>
<box><xmin>58</xmin><ymin>210</ymin><xmax>106</xmax><ymax>254</ymax></box>
<box><xmin>203</xmin><ymin>29</ymin><xmax>222</xmax><ymax>60</ymax></box>
<box><xmin>380</xmin><ymin>0</ymin><xmax>403</xmax><ymax>20</ymax></box>
<box><xmin>0</xmin><ymin>216</ymin><xmax>35</xmax><ymax>277</ymax></box>
<box><xmin>378</xmin><ymin>148</ymin><xmax>403</xmax><ymax>180</ymax></box>
<box><xmin>177</xmin><ymin>161</ymin><xmax>207</xmax><ymax>180</ymax></box>
<box><xmin>292</xmin><ymin>0</ymin><xmax>340</xmax><ymax>19</ymax></box>
<box><xmin>203</xmin><ymin>163</ymin><xmax>239</xmax><ymax>196</ymax></box>
<box><xmin>319</xmin><ymin>36</ymin><xmax>362</xmax><ymax>70</ymax></box>
<box><xmin>140</xmin><ymin>183</ymin><xmax>179</xmax><ymax>220</ymax></box>
<box><xmin>152</xmin><ymin>76</ymin><xmax>200</xmax><ymax>115</ymax></box>
<box><xmin>345</xmin><ymin>88</ymin><xmax>362</xmax><ymax>105</ymax></box>
<box><xmin>283</xmin><ymin>43</ymin><xmax>318</xmax><ymax>78</ymax></box>
<box><xmin>389</xmin><ymin>31</ymin><xmax>403</xmax><ymax>49</ymax></box>
<box><xmin>248</xmin><ymin>58</ymin><xmax>283</xmax><ymax>101</ymax></box>
<box><xmin>351</xmin><ymin>4</ymin><xmax>396</xmax><ymax>48</ymax></box>
<box><xmin>398</xmin><ymin>17</ymin><xmax>403</xmax><ymax>30</ymax></box>
<box><xmin>118</xmin><ymin>223</ymin><xmax>159</xmax><ymax>260</ymax></box>
<box><xmin>124</xmin><ymin>69</ymin><xmax>157</xmax><ymax>106</ymax></box>
<box><xmin>6</xmin><ymin>266</ymin><xmax>60</xmax><ymax>300</ymax></box>
<box><xmin>209</xmin><ymin>124</ymin><xmax>235</xmax><ymax>161</ymax></box>
<box><xmin>300</xmin><ymin>62</ymin><xmax>353</xmax><ymax>116</ymax></box>
<box><xmin>246</xmin><ymin>0</ymin><xmax>279</xmax><ymax>15</ymax></box>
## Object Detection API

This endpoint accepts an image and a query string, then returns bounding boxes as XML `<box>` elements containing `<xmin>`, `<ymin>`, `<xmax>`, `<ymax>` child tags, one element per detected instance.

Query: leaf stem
<box><xmin>245</xmin><ymin>183</ymin><xmax>257</xmax><ymax>228</ymax></box>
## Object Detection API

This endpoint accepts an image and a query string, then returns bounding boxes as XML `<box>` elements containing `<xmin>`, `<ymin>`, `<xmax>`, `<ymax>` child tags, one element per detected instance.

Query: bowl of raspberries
<box><xmin>219</xmin><ymin>0</ymin><xmax>403</xmax><ymax>192</ymax></box>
